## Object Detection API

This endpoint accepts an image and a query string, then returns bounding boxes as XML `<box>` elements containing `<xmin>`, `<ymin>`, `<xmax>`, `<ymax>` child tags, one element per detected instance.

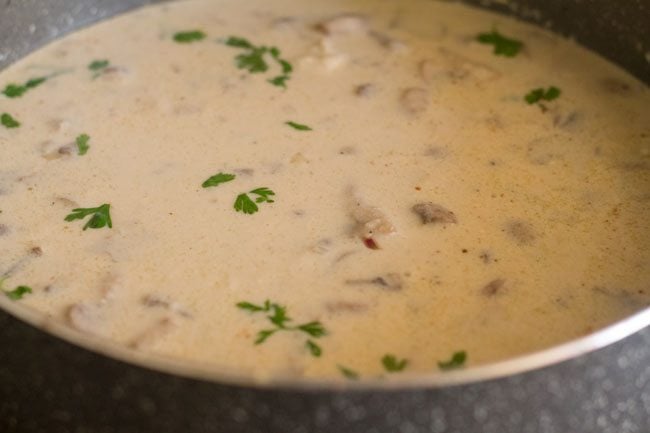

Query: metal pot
<box><xmin>1</xmin><ymin>1</ymin><xmax>649</xmax><ymax>432</ymax></box>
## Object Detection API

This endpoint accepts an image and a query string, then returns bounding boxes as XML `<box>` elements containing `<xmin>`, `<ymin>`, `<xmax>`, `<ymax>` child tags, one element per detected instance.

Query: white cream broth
<box><xmin>0</xmin><ymin>0</ymin><xmax>649</xmax><ymax>380</ymax></box>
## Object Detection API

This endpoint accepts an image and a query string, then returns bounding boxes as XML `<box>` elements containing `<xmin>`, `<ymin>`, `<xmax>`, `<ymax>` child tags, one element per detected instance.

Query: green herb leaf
<box><xmin>5</xmin><ymin>285</ymin><xmax>32</xmax><ymax>301</ymax></box>
<box><xmin>268</xmin><ymin>304</ymin><xmax>290</xmax><ymax>328</ymax></box>
<box><xmin>236</xmin><ymin>301</ymin><xmax>271</xmax><ymax>312</ymax></box>
<box><xmin>286</xmin><ymin>121</ymin><xmax>312</xmax><ymax>131</ymax></box>
<box><xmin>255</xmin><ymin>329</ymin><xmax>276</xmax><ymax>345</ymax></box>
<box><xmin>338</xmin><ymin>365</ymin><xmax>360</xmax><ymax>380</ymax></box>
<box><xmin>382</xmin><ymin>354</ymin><xmax>409</xmax><ymax>372</ymax></box>
<box><xmin>224</xmin><ymin>36</ymin><xmax>294</xmax><ymax>88</ymax></box>
<box><xmin>306</xmin><ymin>340</ymin><xmax>322</xmax><ymax>357</ymax></box>
<box><xmin>64</xmin><ymin>204</ymin><xmax>112</xmax><ymax>230</ymax></box>
<box><xmin>234</xmin><ymin>193</ymin><xmax>259</xmax><ymax>214</ymax></box>
<box><xmin>525</xmin><ymin>86</ymin><xmax>561</xmax><ymax>104</ymax></box>
<box><xmin>437</xmin><ymin>351</ymin><xmax>467</xmax><ymax>371</ymax></box>
<box><xmin>202</xmin><ymin>172</ymin><xmax>236</xmax><ymax>188</ymax></box>
<box><xmin>75</xmin><ymin>133</ymin><xmax>90</xmax><ymax>155</ymax></box>
<box><xmin>1</xmin><ymin>113</ymin><xmax>20</xmax><ymax>128</ymax></box>
<box><xmin>224</xmin><ymin>36</ymin><xmax>254</xmax><ymax>49</ymax></box>
<box><xmin>234</xmin><ymin>188</ymin><xmax>275</xmax><ymax>214</ymax></box>
<box><xmin>237</xmin><ymin>299</ymin><xmax>327</xmax><ymax>355</ymax></box>
<box><xmin>236</xmin><ymin>47</ymin><xmax>269</xmax><ymax>73</ymax></box>
<box><xmin>88</xmin><ymin>60</ymin><xmax>110</xmax><ymax>71</ymax></box>
<box><xmin>297</xmin><ymin>321</ymin><xmax>326</xmax><ymax>338</ymax></box>
<box><xmin>250</xmin><ymin>187</ymin><xmax>275</xmax><ymax>203</ymax></box>
<box><xmin>2</xmin><ymin>76</ymin><xmax>48</xmax><ymax>98</ymax></box>
<box><xmin>268</xmin><ymin>75</ymin><xmax>290</xmax><ymax>88</ymax></box>
<box><xmin>173</xmin><ymin>30</ymin><xmax>206</xmax><ymax>43</ymax></box>
<box><xmin>477</xmin><ymin>30</ymin><xmax>523</xmax><ymax>57</ymax></box>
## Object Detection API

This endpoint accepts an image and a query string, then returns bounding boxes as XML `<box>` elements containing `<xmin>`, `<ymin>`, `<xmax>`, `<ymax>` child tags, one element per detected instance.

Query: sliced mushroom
<box><xmin>354</xmin><ymin>83</ymin><xmax>377</xmax><ymax>97</ymax></box>
<box><xmin>504</xmin><ymin>220</ymin><xmax>536</xmax><ymax>245</ymax></box>
<box><xmin>419</xmin><ymin>48</ymin><xmax>500</xmax><ymax>85</ymax></box>
<box><xmin>130</xmin><ymin>318</ymin><xmax>177</xmax><ymax>350</ymax></box>
<box><xmin>142</xmin><ymin>294</ymin><xmax>191</xmax><ymax>318</ymax></box>
<box><xmin>325</xmin><ymin>301</ymin><xmax>369</xmax><ymax>313</ymax></box>
<box><xmin>345</xmin><ymin>273</ymin><xmax>403</xmax><ymax>291</ymax></box>
<box><xmin>67</xmin><ymin>302</ymin><xmax>107</xmax><ymax>336</ymax></box>
<box><xmin>315</xmin><ymin>14</ymin><xmax>368</xmax><ymax>35</ymax></box>
<box><xmin>351</xmin><ymin>202</ymin><xmax>396</xmax><ymax>239</ymax></box>
<box><xmin>412</xmin><ymin>202</ymin><xmax>457</xmax><ymax>225</ymax></box>
<box><xmin>400</xmin><ymin>87</ymin><xmax>429</xmax><ymax>115</ymax></box>
<box><xmin>481</xmin><ymin>278</ymin><xmax>506</xmax><ymax>297</ymax></box>
<box><xmin>0</xmin><ymin>224</ymin><xmax>8</xmax><ymax>236</ymax></box>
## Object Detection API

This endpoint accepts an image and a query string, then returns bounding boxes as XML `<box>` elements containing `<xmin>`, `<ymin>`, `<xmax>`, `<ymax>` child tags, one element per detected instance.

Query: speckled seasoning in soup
<box><xmin>0</xmin><ymin>0</ymin><xmax>648</xmax><ymax>381</ymax></box>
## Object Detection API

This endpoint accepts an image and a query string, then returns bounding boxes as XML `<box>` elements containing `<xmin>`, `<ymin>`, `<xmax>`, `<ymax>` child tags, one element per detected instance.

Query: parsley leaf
<box><xmin>286</xmin><ymin>121</ymin><xmax>312</xmax><ymax>131</ymax></box>
<box><xmin>237</xmin><ymin>299</ymin><xmax>327</xmax><ymax>357</ymax></box>
<box><xmin>297</xmin><ymin>321</ymin><xmax>326</xmax><ymax>338</ymax></box>
<box><xmin>236</xmin><ymin>300</ymin><xmax>271</xmax><ymax>312</ymax></box>
<box><xmin>6</xmin><ymin>285</ymin><xmax>32</xmax><ymax>300</ymax></box>
<box><xmin>202</xmin><ymin>172</ymin><xmax>236</xmax><ymax>188</ymax></box>
<box><xmin>1</xmin><ymin>113</ymin><xmax>20</xmax><ymax>128</ymax></box>
<box><xmin>234</xmin><ymin>193</ymin><xmax>258</xmax><ymax>214</ymax></box>
<box><xmin>234</xmin><ymin>188</ymin><xmax>275</xmax><ymax>214</ymax></box>
<box><xmin>438</xmin><ymin>351</ymin><xmax>467</xmax><ymax>371</ymax></box>
<box><xmin>269</xmin><ymin>304</ymin><xmax>291</xmax><ymax>328</ymax></box>
<box><xmin>382</xmin><ymin>354</ymin><xmax>409</xmax><ymax>372</ymax></box>
<box><xmin>525</xmin><ymin>86</ymin><xmax>561</xmax><ymax>104</ymax></box>
<box><xmin>306</xmin><ymin>340</ymin><xmax>322</xmax><ymax>357</ymax></box>
<box><xmin>173</xmin><ymin>30</ymin><xmax>206</xmax><ymax>43</ymax></box>
<box><xmin>76</xmin><ymin>133</ymin><xmax>90</xmax><ymax>155</ymax></box>
<box><xmin>477</xmin><ymin>30</ymin><xmax>523</xmax><ymax>57</ymax></box>
<box><xmin>236</xmin><ymin>47</ymin><xmax>270</xmax><ymax>73</ymax></box>
<box><xmin>223</xmin><ymin>36</ymin><xmax>293</xmax><ymax>88</ymax></box>
<box><xmin>88</xmin><ymin>59</ymin><xmax>110</xmax><ymax>71</ymax></box>
<box><xmin>2</xmin><ymin>76</ymin><xmax>48</xmax><ymax>98</ymax></box>
<box><xmin>255</xmin><ymin>329</ymin><xmax>277</xmax><ymax>345</ymax></box>
<box><xmin>64</xmin><ymin>204</ymin><xmax>112</xmax><ymax>230</ymax></box>
<box><xmin>0</xmin><ymin>277</ymin><xmax>33</xmax><ymax>301</ymax></box>
<box><xmin>338</xmin><ymin>365</ymin><xmax>360</xmax><ymax>380</ymax></box>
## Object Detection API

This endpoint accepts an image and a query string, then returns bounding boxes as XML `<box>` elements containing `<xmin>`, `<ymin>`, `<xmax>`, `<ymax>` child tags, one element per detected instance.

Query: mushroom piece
<box><xmin>419</xmin><ymin>48</ymin><xmax>500</xmax><ymax>85</ymax></box>
<box><xmin>67</xmin><ymin>302</ymin><xmax>107</xmax><ymax>336</ymax></box>
<box><xmin>481</xmin><ymin>278</ymin><xmax>506</xmax><ymax>297</ymax></box>
<box><xmin>504</xmin><ymin>220</ymin><xmax>536</xmax><ymax>245</ymax></box>
<box><xmin>315</xmin><ymin>14</ymin><xmax>368</xmax><ymax>35</ymax></box>
<box><xmin>412</xmin><ymin>202</ymin><xmax>457</xmax><ymax>225</ymax></box>
<box><xmin>400</xmin><ymin>87</ymin><xmax>429</xmax><ymax>115</ymax></box>
<box><xmin>130</xmin><ymin>318</ymin><xmax>177</xmax><ymax>350</ymax></box>
<box><xmin>345</xmin><ymin>273</ymin><xmax>403</xmax><ymax>291</ymax></box>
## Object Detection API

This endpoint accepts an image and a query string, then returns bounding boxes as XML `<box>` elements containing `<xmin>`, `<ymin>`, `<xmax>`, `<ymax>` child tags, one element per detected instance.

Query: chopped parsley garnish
<box><xmin>234</xmin><ymin>187</ymin><xmax>275</xmax><ymax>214</ymax></box>
<box><xmin>338</xmin><ymin>365</ymin><xmax>360</xmax><ymax>380</ymax></box>
<box><xmin>6</xmin><ymin>285</ymin><xmax>32</xmax><ymax>300</ymax></box>
<box><xmin>202</xmin><ymin>172</ymin><xmax>236</xmax><ymax>188</ymax></box>
<box><xmin>0</xmin><ymin>279</ymin><xmax>33</xmax><ymax>301</ymax></box>
<box><xmin>88</xmin><ymin>59</ymin><xmax>111</xmax><ymax>78</ymax></box>
<box><xmin>173</xmin><ymin>30</ymin><xmax>206</xmax><ymax>43</ymax></box>
<box><xmin>1</xmin><ymin>113</ymin><xmax>20</xmax><ymax>128</ymax></box>
<box><xmin>286</xmin><ymin>121</ymin><xmax>312</xmax><ymax>131</ymax></box>
<box><xmin>223</xmin><ymin>36</ymin><xmax>293</xmax><ymax>88</ymax></box>
<box><xmin>75</xmin><ymin>133</ymin><xmax>90</xmax><ymax>155</ymax></box>
<box><xmin>2</xmin><ymin>76</ymin><xmax>48</xmax><ymax>98</ymax></box>
<box><xmin>88</xmin><ymin>59</ymin><xmax>110</xmax><ymax>71</ymax></box>
<box><xmin>525</xmin><ymin>86</ymin><xmax>561</xmax><ymax>104</ymax></box>
<box><xmin>236</xmin><ymin>300</ymin><xmax>327</xmax><ymax>357</ymax></box>
<box><xmin>437</xmin><ymin>351</ymin><xmax>467</xmax><ymax>371</ymax></box>
<box><xmin>64</xmin><ymin>204</ymin><xmax>112</xmax><ymax>230</ymax></box>
<box><xmin>477</xmin><ymin>30</ymin><xmax>523</xmax><ymax>57</ymax></box>
<box><xmin>382</xmin><ymin>354</ymin><xmax>408</xmax><ymax>373</ymax></box>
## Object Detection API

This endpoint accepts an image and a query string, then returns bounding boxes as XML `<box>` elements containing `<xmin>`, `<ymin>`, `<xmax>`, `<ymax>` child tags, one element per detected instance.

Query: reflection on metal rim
<box><xmin>1</xmin><ymin>296</ymin><xmax>649</xmax><ymax>390</ymax></box>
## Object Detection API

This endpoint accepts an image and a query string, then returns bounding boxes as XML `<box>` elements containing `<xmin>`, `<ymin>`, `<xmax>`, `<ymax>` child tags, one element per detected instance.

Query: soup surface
<box><xmin>0</xmin><ymin>0</ymin><xmax>649</xmax><ymax>381</ymax></box>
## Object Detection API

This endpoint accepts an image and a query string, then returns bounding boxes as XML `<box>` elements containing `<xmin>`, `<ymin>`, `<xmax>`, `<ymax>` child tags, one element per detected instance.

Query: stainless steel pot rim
<box><xmin>1</xmin><ymin>296</ymin><xmax>649</xmax><ymax>390</ymax></box>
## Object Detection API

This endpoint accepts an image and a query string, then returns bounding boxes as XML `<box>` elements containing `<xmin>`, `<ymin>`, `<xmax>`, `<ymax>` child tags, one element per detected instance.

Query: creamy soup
<box><xmin>0</xmin><ymin>0</ymin><xmax>648</xmax><ymax>381</ymax></box>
